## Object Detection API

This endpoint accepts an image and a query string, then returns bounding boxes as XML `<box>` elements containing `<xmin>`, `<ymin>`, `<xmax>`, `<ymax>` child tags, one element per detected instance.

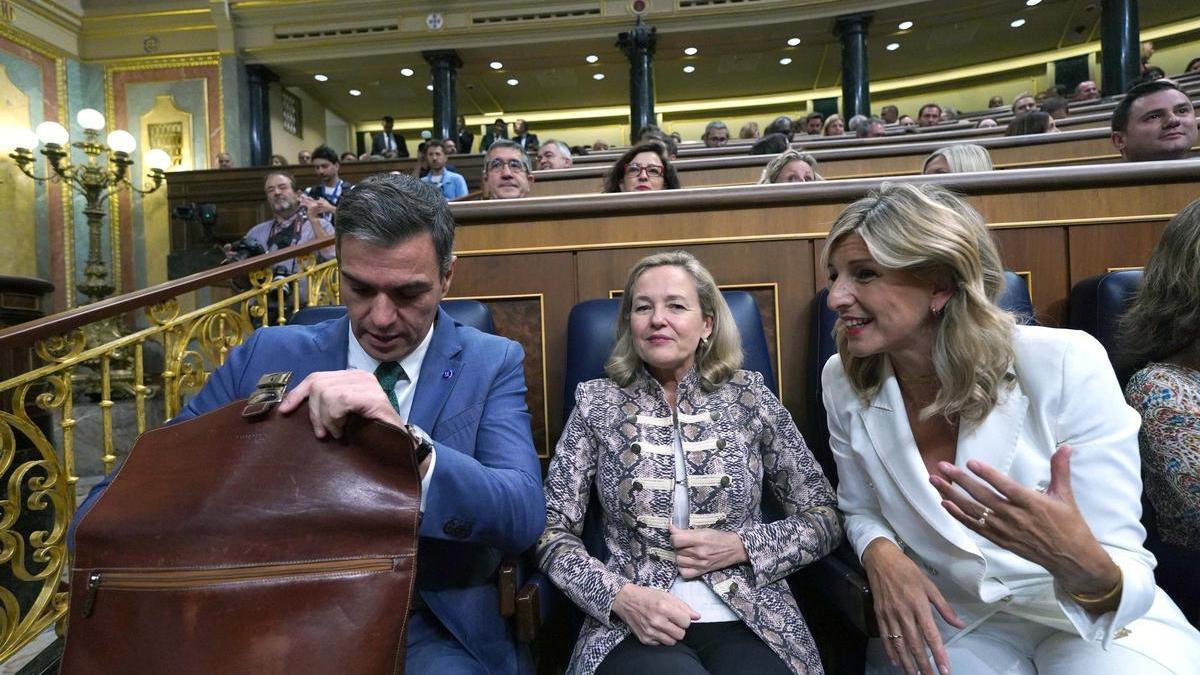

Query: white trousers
<box><xmin>865</xmin><ymin>611</ymin><xmax>1177</xmax><ymax>675</ymax></box>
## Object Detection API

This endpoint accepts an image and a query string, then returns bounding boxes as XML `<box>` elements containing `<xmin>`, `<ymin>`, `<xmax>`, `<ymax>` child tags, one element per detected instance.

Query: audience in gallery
<box><xmin>758</xmin><ymin>149</ymin><xmax>822</xmax><ymax>184</ymax></box>
<box><xmin>939</xmin><ymin>106</ymin><xmax>960</xmax><ymax>123</ymax></box>
<box><xmin>269</xmin><ymin>154</ymin><xmax>287</xmax><ymax>166</ymax></box>
<box><xmin>846</xmin><ymin>114</ymin><xmax>868</xmax><ymax>134</ymax></box>
<box><xmin>922</xmin><ymin>143</ymin><xmax>994</xmax><ymax>174</ymax></box>
<box><xmin>215</xmin><ymin>152</ymin><xmax>233</xmax><ymax>169</ymax></box>
<box><xmin>701</xmin><ymin>120</ymin><xmax>730</xmax><ymax>148</ymax></box>
<box><xmin>1111</xmin><ymin>79</ymin><xmax>1197</xmax><ymax>162</ymax></box>
<box><xmin>1011</xmin><ymin>93</ymin><xmax>1038</xmax><ymax>115</ymax></box>
<box><xmin>1189</xmin><ymin>57</ymin><xmax>1200</xmax><ymax>74</ymax></box>
<box><xmin>1121</xmin><ymin>196</ymin><xmax>1200</xmax><ymax>557</ymax></box>
<box><xmin>802</xmin><ymin>112</ymin><xmax>824</xmax><ymax>135</ymax></box>
<box><xmin>370</xmin><ymin>115</ymin><xmax>409</xmax><ymax>158</ymax></box>
<box><xmin>1005</xmin><ymin>111</ymin><xmax>1059</xmax><ymax>137</ymax></box>
<box><xmin>228</xmin><ymin>172</ymin><xmax>334</xmax><ymax>279</ymax></box>
<box><xmin>898</xmin><ymin>114</ymin><xmax>916</xmax><ymax>128</ymax></box>
<box><xmin>417</xmin><ymin>139</ymin><xmax>468</xmax><ymax>202</ymax></box>
<box><xmin>511</xmin><ymin>118</ymin><xmax>539</xmax><ymax>152</ymax></box>
<box><xmin>602</xmin><ymin>141</ymin><xmax>681</xmax><ymax>193</ymax></box>
<box><xmin>537</xmin><ymin>249</ymin><xmax>841</xmax><ymax>675</ymax></box>
<box><xmin>856</xmin><ymin>117</ymin><xmax>886</xmax><ymax>138</ymax></box>
<box><xmin>339</xmin><ymin>151</ymin><xmax>357</xmax><ymax>163</ymax></box>
<box><xmin>1042</xmin><ymin>96</ymin><xmax>1070</xmax><ymax>119</ymax></box>
<box><xmin>822</xmin><ymin>182</ymin><xmax>1200</xmax><ymax>675</ymax></box>
<box><xmin>296</xmin><ymin>149</ymin><xmax>312</xmax><ymax>164</ymax></box>
<box><xmin>481</xmin><ymin>139</ymin><xmax>534</xmax><ymax>200</ymax></box>
<box><xmin>987</xmin><ymin>95</ymin><xmax>1004</xmax><ymax>108</ymax></box>
<box><xmin>1073</xmin><ymin>79</ymin><xmax>1100</xmax><ymax>102</ymax></box>
<box><xmin>764</xmin><ymin>115</ymin><xmax>796</xmax><ymax>141</ymax></box>
<box><xmin>976</xmin><ymin>117</ymin><xmax>999</xmax><ymax>128</ymax></box>
<box><xmin>917</xmin><ymin>102</ymin><xmax>942</xmax><ymax>127</ymax></box>
<box><xmin>822</xmin><ymin>114</ymin><xmax>845</xmax><ymax>136</ymax></box>
<box><xmin>456</xmin><ymin>114</ymin><xmax>474</xmax><ymax>154</ymax></box>
<box><xmin>879</xmin><ymin>105</ymin><xmax>899</xmax><ymax>124</ymax></box>
<box><xmin>537</xmin><ymin>140</ymin><xmax>573</xmax><ymax>170</ymax></box>
<box><xmin>635</xmin><ymin>124</ymin><xmax>678</xmax><ymax>159</ymax></box>
<box><xmin>749</xmin><ymin>133</ymin><xmax>790</xmax><ymax>156</ymax></box>
<box><xmin>592</xmin><ymin>139</ymin><xmax>610</xmax><ymax>151</ymax></box>
<box><xmin>479</xmin><ymin>118</ymin><xmax>509</xmax><ymax>153</ymax></box>
<box><xmin>305</xmin><ymin>145</ymin><xmax>351</xmax><ymax>208</ymax></box>
<box><xmin>442</xmin><ymin>138</ymin><xmax>458</xmax><ymax>155</ymax></box>
<box><xmin>738</xmin><ymin>121</ymin><xmax>760</xmax><ymax>139</ymax></box>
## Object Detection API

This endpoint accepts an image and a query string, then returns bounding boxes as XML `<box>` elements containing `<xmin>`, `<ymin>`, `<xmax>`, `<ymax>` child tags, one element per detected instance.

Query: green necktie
<box><xmin>374</xmin><ymin>361</ymin><xmax>407</xmax><ymax>413</ymax></box>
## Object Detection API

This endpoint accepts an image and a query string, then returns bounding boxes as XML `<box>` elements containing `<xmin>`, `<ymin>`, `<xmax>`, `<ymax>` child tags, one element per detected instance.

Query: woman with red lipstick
<box><xmin>601</xmin><ymin>141</ymin><xmax>682</xmax><ymax>193</ymax></box>
<box><xmin>538</xmin><ymin>251</ymin><xmax>842</xmax><ymax>675</ymax></box>
<box><xmin>821</xmin><ymin>184</ymin><xmax>1200</xmax><ymax>675</ymax></box>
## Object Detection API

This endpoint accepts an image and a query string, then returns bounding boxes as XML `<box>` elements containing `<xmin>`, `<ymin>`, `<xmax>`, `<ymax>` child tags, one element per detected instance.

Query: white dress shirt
<box><xmin>346</xmin><ymin>322</ymin><xmax>436</xmax><ymax>509</ymax></box>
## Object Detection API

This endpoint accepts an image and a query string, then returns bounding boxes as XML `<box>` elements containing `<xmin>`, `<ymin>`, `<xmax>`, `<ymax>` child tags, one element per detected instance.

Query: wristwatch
<box><xmin>407</xmin><ymin>425</ymin><xmax>434</xmax><ymax>463</ymax></box>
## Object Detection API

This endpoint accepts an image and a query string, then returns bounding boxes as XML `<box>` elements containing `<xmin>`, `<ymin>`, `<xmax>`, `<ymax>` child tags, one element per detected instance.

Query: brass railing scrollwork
<box><xmin>0</xmin><ymin>237</ymin><xmax>339</xmax><ymax>661</ymax></box>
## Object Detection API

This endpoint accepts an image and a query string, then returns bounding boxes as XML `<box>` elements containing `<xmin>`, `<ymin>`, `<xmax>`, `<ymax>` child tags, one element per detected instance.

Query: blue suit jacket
<box><xmin>79</xmin><ymin>308</ymin><xmax>545</xmax><ymax>674</ymax></box>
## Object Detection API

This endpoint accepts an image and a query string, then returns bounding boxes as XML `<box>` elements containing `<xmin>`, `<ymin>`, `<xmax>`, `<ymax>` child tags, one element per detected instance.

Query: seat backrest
<box><xmin>288</xmin><ymin>299</ymin><xmax>496</xmax><ymax>334</ymax></box>
<box><xmin>562</xmin><ymin>291</ymin><xmax>776</xmax><ymax>422</ymax></box>
<box><xmin>1067</xmin><ymin>269</ymin><xmax>1143</xmax><ymax>379</ymax></box>
<box><xmin>807</xmin><ymin>270</ymin><xmax>1036</xmax><ymax>487</ymax></box>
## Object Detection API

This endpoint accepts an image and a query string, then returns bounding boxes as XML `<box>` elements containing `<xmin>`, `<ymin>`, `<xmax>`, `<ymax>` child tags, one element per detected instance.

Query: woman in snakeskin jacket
<box><xmin>536</xmin><ymin>251</ymin><xmax>843</xmax><ymax>675</ymax></box>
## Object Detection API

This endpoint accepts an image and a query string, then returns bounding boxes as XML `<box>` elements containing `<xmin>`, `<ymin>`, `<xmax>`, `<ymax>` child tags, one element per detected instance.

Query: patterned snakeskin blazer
<box><xmin>536</xmin><ymin>368</ymin><xmax>843</xmax><ymax>675</ymax></box>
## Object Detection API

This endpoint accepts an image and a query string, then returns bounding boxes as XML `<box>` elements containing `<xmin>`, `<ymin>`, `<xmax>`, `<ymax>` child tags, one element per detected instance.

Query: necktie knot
<box><xmin>374</xmin><ymin>361</ymin><xmax>406</xmax><ymax>411</ymax></box>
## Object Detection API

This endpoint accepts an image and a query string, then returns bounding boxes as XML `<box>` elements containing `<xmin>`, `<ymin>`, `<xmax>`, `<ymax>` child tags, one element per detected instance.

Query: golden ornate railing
<box><xmin>0</xmin><ymin>237</ymin><xmax>339</xmax><ymax>661</ymax></box>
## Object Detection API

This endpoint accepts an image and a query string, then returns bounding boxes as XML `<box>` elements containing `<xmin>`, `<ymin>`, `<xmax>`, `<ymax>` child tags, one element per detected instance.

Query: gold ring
<box><xmin>977</xmin><ymin>506</ymin><xmax>994</xmax><ymax>527</ymax></box>
<box><xmin>886</xmin><ymin>634</ymin><xmax>903</xmax><ymax>640</ymax></box>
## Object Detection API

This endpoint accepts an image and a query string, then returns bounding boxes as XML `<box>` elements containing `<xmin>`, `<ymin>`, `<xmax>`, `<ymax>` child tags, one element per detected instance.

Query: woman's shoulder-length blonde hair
<box><xmin>820</xmin><ymin>183</ymin><xmax>1016</xmax><ymax>425</ymax></box>
<box><xmin>922</xmin><ymin>144</ymin><xmax>994</xmax><ymax>173</ymax></box>
<box><xmin>758</xmin><ymin>149</ymin><xmax>824</xmax><ymax>184</ymax></box>
<box><xmin>605</xmin><ymin>251</ymin><xmax>743</xmax><ymax>391</ymax></box>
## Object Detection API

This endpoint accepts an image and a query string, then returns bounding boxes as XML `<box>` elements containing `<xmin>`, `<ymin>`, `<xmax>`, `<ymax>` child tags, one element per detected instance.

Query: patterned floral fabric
<box><xmin>536</xmin><ymin>368</ymin><xmax>843</xmax><ymax>675</ymax></box>
<box><xmin>1126</xmin><ymin>363</ymin><xmax>1200</xmax><ymax>551</ymax></box>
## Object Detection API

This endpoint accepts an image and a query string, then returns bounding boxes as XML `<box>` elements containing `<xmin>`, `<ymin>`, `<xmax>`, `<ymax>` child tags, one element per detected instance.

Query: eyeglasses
<box><xmin>624</xmin><ymin>163</ymin><xmax>665</xmax><ymax>178</ymax></box>
<box><xmin>486</xmin><ymin>158</ymin><xmax>528</xmax><ymax>173</ymax></box>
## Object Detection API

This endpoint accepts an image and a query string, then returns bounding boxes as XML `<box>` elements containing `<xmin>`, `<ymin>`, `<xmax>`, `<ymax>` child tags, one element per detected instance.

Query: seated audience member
<box><xmin>512</xmin><ymin>118</ymin><xmax>539</xmax><ymax>152</ymax></box>
<box><xmin>215</xmin><ymin>152</ymin><xmax>233</xmax><ymax>169</ymax></box>
<box><xmin>822</xmin><ymin>182</ymin><xmax>1200</xmax><ymax>675</ymax></box>
<box><xmin>537</xmin><ymin>139</ymin><xmax>573</xmax><ymax>170</ymax></box>
<box><xmin>917</xmin><ymin>103</ymin><xmax>942</xmax><ymax>127</ymax></box>
<box><xmin>1139</xmin><ymin>66</ymin><xmax>1167</xmax><ymax>84</ymax></box>
<box><xmin>1042</xmin><ymin>97</ymin><xmax>1069</xmax><ymax>120</ymax></box>
<box><xmin>592</xmin><ymin>139</ymin><xmax>610</xmax><ymax>151</ymax></box>
<box><xmin>758</xmin><ymin>149</ymin><xmax>823</xmax><ymax>184</ymax></box>
<box><xmin>1073</xmin><ymin>80</ymin><xmax>1100</xmax><ymax>102</ymax></box>
<box><xmin>418</xmin><ymin>139</ymin><xmax>468</xmax><ymax>201</ymax></box>
<box><xmin>880</xmin><ymin>105</ymin><xmax>899</xmax><ymax>124</ymax></box>
<box><xmin>1011</xmin><ymin>93</ymin><xmax>1038</xmax><ymax>115</ymax></box>
<box><xmin>230</xmin><ymin>172</ymin><xmax>335</xmax><ymax>280</ymax></box>
<box><xmin>602</xmin><ymin>141</ymin><xmax>680</xmax><ymax>193</ymax></box>
<box><xmin>297</xmin><ymin>149</ymin><xmax>312</xmax><ymax>164</ymax></box>
<box><xmin>636</xmin><ymin>125</ymin><xmax>678</xmax><ymax>160</ymax></box>
<box><xmin>481</xmin><ymin>139</ymin><xmax>533</xmax><ymax>200</ymax></box>
<box><xmin>270</xmin><ymin>154</ymin><xmax>288</xmax><ymax>166</ymax></box>
<box><xmin>940</xmin><ymin>107</ymin><xmax>960</xmax><ymax>123</ymax></box>
<box><xmin>480</xmin><ymin>118</ymin><xmax>508</xmax><ymax>153</ymax></box>
<box><xmin>749</xmin><ymin>133</ymin><xmax>790</xmax><ymax>156</ymax></box>
<box><xmin>702</xmin><ymin>121</ymin><xmax>730</xmax><ymax>147</ymax></box>
<box><xmin>1187</xmin><ymin>56</ymin><xmax>1200</xmax><ymax>74</ymax></box>
<box><xmin>455</xmin><ymin>115</ymin><xmax>473</xmax><ymax>154</ymax></box>
<box><xmin>856</xmin><ymin>117</ymin><xmax>886</xmax><ymax>138</ymax></box>
<box><xmin>738</xmin><ymin>121</ymin><xmax>760</xmax><ymax>139</ymax></box>
<box><xmin>898</xmin><ymin>114</ymin><xmax>916</xmax><ymax>128</ymax></box>
<box><xmin>802</xmin><ymin>112</ymin><xmax>824</xmax><ymax>135</ymax></box>
<box><xmin>1111</xmin><ymin>79</ymin><xmax>1197</xmax><ymax>162</ymax></box>
<box><xmin>1005</xmin><ymin>111</ymin><xmax>1058</xmax><ymax>136</ymax></box>
<box><xmin>987</xmin><ymin>95</ymin><xmax>1004</xmax><ymax>108</ymax></box>
<box><xmin>922</xmin><ymin>144</ymin><xmax>993</xmax><ymax>174</ymax></box>
<box><xmin>306</xmin><ymin>145</ymin><xmax>352</xmax><ymax>207</ymax></box>
<box><xmin>977</xmin><ymin>118</ymin><xmax>999</xmax><ymax>128</ymax></box>
<box><xmin>847</xmin><ymin>114</ymin><xmax>868</xmax><ymax>134</ymax></box>
<box><xmin>339</xmin><ymin>151</ymin><xmax>357</xmax><ymax>163</ymax></box>
<box><xmin>1120</xmin><ymin>196</ymin><xmax>1200</xmax><ymax>553</ymax></box>
<box><xmin>822</xmin><ymin>114</ymin><xmax>845</xmax><ymax>136</ymax></box>
<box><xmin>371</xmin><ymin>116</ymin><xmax>409</xmax><ymax>158</ymax></box>
<box><xmin>442</xmin><ymin>139</ymin><xmax>458</xmax><ymax>155</ymax></box>
<box><xmin>670</xmin><ymin>131</ymin><xmax>683</xmax><ymax>146</ymax></box>
<box><xmin>764</xmin><ymin>115</ymin><xmax>795</xmax><ymax>141</ymax></box>
<box><xmin>537</xmin><ymin>250</ymin><xmax>841</xmax><ymax>675</ymax></box>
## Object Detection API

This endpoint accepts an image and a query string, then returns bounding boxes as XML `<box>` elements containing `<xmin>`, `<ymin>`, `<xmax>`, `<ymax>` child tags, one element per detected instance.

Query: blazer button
<box><xmin>727</xmin><ymin>582</ymin><xmax>738</xmax><ymax>597</ymax></box>
<box><xmin>630</xmin><ymin>442</ymin><xmax>641</xmax><ymax>454</ymax></box>
<box><xmin>710</xmin><ymin>411</ymin><xmax>721</xmax><ymax>421</ymax></box>
<box><xmin>715</xmin><ymin>438</ymin><xmax>726</xmax><ymax>450</ymax></box>
<box><xmin>625</xmin><ymin>414</ymin><xmax>637</xmax><ymax>424</ymax></box>
<box><xmin>720</xmin><ymin>476</ymin><xmax>731</xmax><ymax>487</ymax></box>
<box><xmin>633</xmin><ymin>481</ymin><xmax>644</xmax><ymax>491</ymax></box>
<box><xmin>442</xmin><ymin>519</ymin><xmax>469</xmax><ymax>539</ymax></box>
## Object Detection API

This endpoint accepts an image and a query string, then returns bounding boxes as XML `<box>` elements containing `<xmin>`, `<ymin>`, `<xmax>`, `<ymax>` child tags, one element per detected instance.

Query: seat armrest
<box><xmin>515</xmin><ymin>583</ymin><xmax>541</xmax><ymax>642</ymax></box>
<box><xmin>498</xmin><ymin>557</ymin><xmax>518</xmax><ymax>618</ymax></box>
<box><xmin>807</xmin><ymin>547</ymin><xmax>879</xmax><ymax>637</ymax></box>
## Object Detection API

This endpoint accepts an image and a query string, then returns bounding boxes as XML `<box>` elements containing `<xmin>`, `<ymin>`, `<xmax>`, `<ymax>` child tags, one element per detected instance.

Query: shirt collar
<box><xmin>346</xmin><ymin>315</ymin><xmax>436</xmax><ymax>379</ymax></box>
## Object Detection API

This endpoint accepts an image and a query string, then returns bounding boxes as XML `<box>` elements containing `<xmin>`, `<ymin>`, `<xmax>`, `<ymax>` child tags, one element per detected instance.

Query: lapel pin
<box><xmin>442</xmin><ymin>369</ymin><xmax>453</xmax><ymax>379</ymax></box>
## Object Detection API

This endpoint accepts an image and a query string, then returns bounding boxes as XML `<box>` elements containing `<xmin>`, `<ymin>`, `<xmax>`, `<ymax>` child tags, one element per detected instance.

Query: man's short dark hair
<box><xmin>264</xmin><ymin>172</ymin><xmax>297</xmax><ymax>191</ymax></box>
<box><xmin>483</xmin><ymin>139</ymin><xmax>533</xmax><ymax>173</ymax></box>
<box><xmin>750</xmin><ymin>133</ymin><xmax>790</xmax><ymax>156</ymax></box>
<box><xmin>1041</xmin><ymin>97</ymin><xmax>1069</xmax><ymax>116</ymax></box>
<box><xmin>918</xmin><ymin>103</ymin><xmax>942</xmax><ymax>118</ymax></box>
<box><xmin>764</xmin><ymin>116</ymin><xmax>794</xmax><ymax>140</ymax></box>
<box><xmin>334</xmin><ymin>173</ymin><xmax>455</xmax><ymax>275</ymax></box>
<box><xmin>312</xmin><ymin>145</ymin><xmax>339</xmax><ymax>164</ymax></box>
<box><xmin>1187</xmin><ymin>57</ymin><xmax>1200</xmax><ymax>73</ymax></box>
<box><xmin>804</xmin><ymin>112</ymin><xmax>824</xmax><ymax>123</ymax></box>
<box><xmin>856</xmin><ymin>117</ymin><xmax>886</xmax><ymax>138</ymax></box>
<box><xmin>881</xmin><ymin>105</ymin><xmax>898</xmax><ymax>115</ymax></box>
<box><xmin>382</xmin><ymin>116</ymin><xmax>394</xmax><ymax>124</ymax></box>
<box><xmin>425</xmin><ymin>138</ymin><xmax>445</xmax><ymax>153</ymax></box>
<box><xmin>1112</xmin><ymin>79</ymin><xmax>1184</xmax><ymax>133</ymax></box>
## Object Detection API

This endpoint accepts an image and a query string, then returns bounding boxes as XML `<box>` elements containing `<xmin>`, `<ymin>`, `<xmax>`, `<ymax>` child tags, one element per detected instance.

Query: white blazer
<box><xmin>823</xmin><ymin>325</ymin><xmax>1200</xmax><ymax>672</ymax></box>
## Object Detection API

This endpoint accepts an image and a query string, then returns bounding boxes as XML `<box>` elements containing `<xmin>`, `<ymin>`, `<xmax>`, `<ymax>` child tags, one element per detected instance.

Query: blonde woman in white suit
<box><xmin>821</xmin><ymin>183</ymin><xmax>1200</xmax><ymax>675</ymax></box>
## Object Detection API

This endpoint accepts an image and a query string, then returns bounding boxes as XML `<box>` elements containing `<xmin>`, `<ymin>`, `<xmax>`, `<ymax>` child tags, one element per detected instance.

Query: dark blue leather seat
<box><xmin>289</xmin><ymin>299</ymin><xmax>496</xmax><ymax>334</ymax></box>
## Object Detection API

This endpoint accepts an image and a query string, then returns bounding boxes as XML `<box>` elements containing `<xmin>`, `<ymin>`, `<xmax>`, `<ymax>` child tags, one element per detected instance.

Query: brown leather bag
<box><xmin>62</xmin><ymin>373</ymin><xmax>422</xmax><ymax>675</ymax></box>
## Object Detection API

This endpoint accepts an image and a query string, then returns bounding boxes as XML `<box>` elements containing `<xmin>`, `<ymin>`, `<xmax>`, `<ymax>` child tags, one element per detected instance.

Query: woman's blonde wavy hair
<box><xmin>605</xmin><ymin>251</ymin><xmax>743</xmax><ymax>391</ymax></box>
<box><xmin>820</xmin><ymin>183</ymin><xmax>1016</xmax><ymax>425</ymax></box>
<box><xmin>758</xmin><ymin>149</ymin><xmax>824</xmax><ymax>184</ymax></box>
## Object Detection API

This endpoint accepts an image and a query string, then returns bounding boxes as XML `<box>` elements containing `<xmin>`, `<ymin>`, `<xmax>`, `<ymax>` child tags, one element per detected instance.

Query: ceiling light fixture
<box><xmin>348</xmin><ymin>89</ymin><xmax>361</xmax><ymax>96</ymax></box>
<box><xmin>683</xmin><ymin>65</ymin><xmax>695</xmax><ymax>73</ymax></box>
<box><xmin>489</xmin><ymin>61</ymin><xmax>503</xmax><ymax>70</ymax></box>
<box><xmin>898</xmin><ymin>20</ymin><xmax>914</xmax><ymax>30</ymax></box>
<box><xmin>779</xmin><ymin>57</ymin><xmax>793</xmax><ymax>65</ymax></box>
<box><xmin>586</xmin><ymin>54</ymin><xmax>599</xmax><ymax>63</ymax></box>
<box><xmin>886</xmin><ymin>42</ymin><xmax>900</xmax><ymax>51</ymax></box>
<box><xmin>593</xmin><ymin>73</ymin><xmax>605</xmax><ymax>80</ymax></box>
<box><xmin>1026</xmin><ymin>0</ymin><xmax>1041</xmax><ymax>5</ymax></box>
<box><xmin>1010</xmin><ymin>18</ymin><xmax>1026</xmax><ymax>28</ymax></box>
<box><xmin>426</xmin><ymin>84</ymin><xmax>434</xmax><ymax>91</ymax></box>
<box><xmin>787</xmin><ymin>37</ymin><xmax>801</xmax><ymax>47</ymax></box>
<box><xmin>683</xmin><ymin>47</ymin><xmax>698</xmax><ymax>56</ymax></box>
<box><xmin>400</xmin><ymin>68</ymin><xmax>414</xmax><ymax>77</ymax></box>
<box><xmin>313</xmin><ymin>74</ymin><xmax>328</xmax><ymax>82</ymax></box>
<box><xmin>506</xmin><ymin>78</ymin><xmax>519</xmax><ymax>86</ymax></box>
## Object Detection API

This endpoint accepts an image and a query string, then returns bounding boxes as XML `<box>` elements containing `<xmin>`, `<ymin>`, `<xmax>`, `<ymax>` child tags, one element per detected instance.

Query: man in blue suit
<box><xmin>77</xmin><ymin>173</ymin><xmax>544</xmax><ymax>674</ymax></box>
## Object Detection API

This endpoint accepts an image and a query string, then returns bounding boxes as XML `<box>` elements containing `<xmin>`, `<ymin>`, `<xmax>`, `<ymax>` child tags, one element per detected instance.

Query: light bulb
<box><xmin>107</xmin><ymin>130</ymin><xmax>136</xmax><ymax>154</ymax></box>
<box><xmin>145</xmin><ymin>148</ymin><xmax>171</xmax><ymax>171</ymax></box>
<box><xmin>77</xmin><ymin>108</ymin><xmax>106</xmax><ymax>131</ymax></box>
<box><xmin>13</xmin><ymin>128</ymin><xmax>40</xmax><ymax>151</ymax></box>
<box><xmin>35</xmin><ymin>121</ymin><xmax>69</xmax><ymax>146</ymax></box>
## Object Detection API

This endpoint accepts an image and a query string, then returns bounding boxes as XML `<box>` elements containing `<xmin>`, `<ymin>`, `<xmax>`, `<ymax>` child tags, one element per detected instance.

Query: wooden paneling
<box><xmin>991</xmin><ymin>227</ymin><xmax>1070</xmax><ymax>326</ymax></box>
<box><xmin>1067</xmin><ymin>220</ymin><xmax>1170</xmax><ymax>286</ymax></box>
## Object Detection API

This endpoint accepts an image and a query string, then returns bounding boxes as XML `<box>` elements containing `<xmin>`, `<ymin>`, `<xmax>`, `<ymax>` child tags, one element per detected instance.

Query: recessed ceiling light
<box><xmin>898</xmin><ymin>20</ymin><xmax>914</xmax><ymax>30</ymax></box>
<box><xmin>683</xmin><ymin>47</ymin><xmax>698</xmax><ymax>56</ymax></box>
<box><xmin>348</xmin><ymin>89</ymin><xmax>361</xmax><ymax>96</ymax></box>
<box><xmin>1010</xmin><ymin>18</ymin><xmax>1026</xmax><ymax>28</ymax></box>
<box><xmin>886</xmin><ymin>42</ymin><xmax>900</xmax><ymax>51</ymax></box>
<box><xmin>506</xmin><ymin>78</ymin><xmax>519</xmax><ymax>86</ymax></box>
<box><xmin>400</xmin><ymin>68</ymin><xmax>414</xmax><ymax>77</ymax></box>
<box><xmin>786</xmin><ymin>37</ymin><xmax>801</xmax><ymax>47</ymax></box>
<box><xmin>592</xmin><ymin>73</ymin><xmax>605</xmax><ymax>80</ymax></box>
<box><xmin>683</xmin><ymin>65</ymin><xmax>695</xmax><ymax>73</ymax></box>
<box><xmin>313</xmin><ymin>74</ymin><xmax>328</xmax><ymax>82</ymax></box>
<box><xmin>586</xmin><ymin>54</ymin><xmax>599</xmax><ymax>63</ymax></box>
<box><xmin>489</xmin><ymin>61</ymin><xmax>503</xmax><ymax>70</ymax></box>
<box><xmin>779</xmin><ymin>57</ymin><xmax>793</xmax><ymax>65</ymax></box>
<box><xmin>426</xmin><ymin>84</ymin><xmax>433</xmax><ymax>91</ymax></box>
<box><xmin>1026</xmin><ymin>0</ymin><xmax>1041</xmax><ymax>5</ymax></box>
